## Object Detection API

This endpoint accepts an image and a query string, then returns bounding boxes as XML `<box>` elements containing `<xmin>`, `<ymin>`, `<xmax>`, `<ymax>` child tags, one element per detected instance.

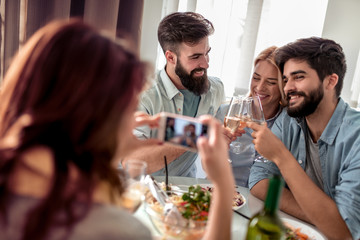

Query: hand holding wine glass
<box><xmin>247</xmin><ymin>95</ymin><xmax>269</xmax><ymax>163</ymax></box>
<box><xmin>224</xmin><ymin>96</ymin><xmax>248</xmax><ymax>154</ymax></box>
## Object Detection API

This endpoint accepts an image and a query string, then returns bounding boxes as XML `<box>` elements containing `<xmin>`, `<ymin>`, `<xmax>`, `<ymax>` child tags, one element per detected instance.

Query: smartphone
<box><xmin>157</xmin><ymin>113</ymin><xmax>209</xmax><ymax>152</ymax></box>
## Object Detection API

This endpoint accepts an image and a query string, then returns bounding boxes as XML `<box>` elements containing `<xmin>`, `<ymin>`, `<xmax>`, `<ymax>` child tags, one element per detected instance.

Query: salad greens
<box><xmin>180</xmin><ymin>185</ymin><xmax>211</xmax><ymax>221</ymax></box>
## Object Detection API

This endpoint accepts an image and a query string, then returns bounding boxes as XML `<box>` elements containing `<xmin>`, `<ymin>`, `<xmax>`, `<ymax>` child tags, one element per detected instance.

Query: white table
<box><xmin>134</xmin><ymin>176</ymin><xmax>323</xmax><ymax>239</ymax></box>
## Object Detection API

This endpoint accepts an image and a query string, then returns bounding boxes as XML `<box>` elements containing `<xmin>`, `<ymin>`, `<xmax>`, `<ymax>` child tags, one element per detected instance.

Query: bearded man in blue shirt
<box><xmin>248</xmin><ymin>37</ymin><xmax>359</xmax><ymax>239</ymax></box>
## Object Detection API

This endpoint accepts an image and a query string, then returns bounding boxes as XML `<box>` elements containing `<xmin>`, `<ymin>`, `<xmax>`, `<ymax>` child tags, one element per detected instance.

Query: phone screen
<box><xmin>164</xmin><ymin>116</ymin><xmax>208</xmax><ymax>151</ymax></box>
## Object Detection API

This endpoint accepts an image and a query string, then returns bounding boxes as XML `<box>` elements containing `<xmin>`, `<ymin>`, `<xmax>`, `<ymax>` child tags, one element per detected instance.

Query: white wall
<box><xmin>322</xmin><ymin>0</ymin><xmax>360</xmax><ymax>106</ymax></box>
<box><xmin>139</xmin><ymin>0</ymin><xmax>163</xmax><ymax>66</ymax></box>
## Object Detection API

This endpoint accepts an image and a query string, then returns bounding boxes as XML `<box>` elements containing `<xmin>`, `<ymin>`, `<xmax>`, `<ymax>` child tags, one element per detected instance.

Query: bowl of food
<box><xmin>144</xmin><ymin>185</ymin><xmax>210</xmax><ymax>240</ymax></box>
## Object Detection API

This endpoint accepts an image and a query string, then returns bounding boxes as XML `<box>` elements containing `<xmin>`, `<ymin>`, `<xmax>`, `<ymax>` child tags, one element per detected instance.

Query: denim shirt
<box><xmin>134</xmin><ymin>68</ymin><xmax>225</xmax><ymax>177</ymax></box>
<box><xmin>249</xmin><ymin>98</ymin><xmax>360</xmax><ymax>238</ymax></box>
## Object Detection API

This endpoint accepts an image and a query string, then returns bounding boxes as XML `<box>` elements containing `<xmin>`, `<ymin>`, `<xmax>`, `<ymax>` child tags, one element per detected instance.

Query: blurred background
<box><xmin>1</xmin><ymin>0</ymin><xmax>360</xmax><ymax>107</ymax></box>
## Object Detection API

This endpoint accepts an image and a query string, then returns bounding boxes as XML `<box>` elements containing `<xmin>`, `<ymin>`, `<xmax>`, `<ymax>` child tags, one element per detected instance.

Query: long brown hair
<box><xmin>0</xmin><ymin>19</ymin><xmax>146</xmax><ymax>240</ymax></box>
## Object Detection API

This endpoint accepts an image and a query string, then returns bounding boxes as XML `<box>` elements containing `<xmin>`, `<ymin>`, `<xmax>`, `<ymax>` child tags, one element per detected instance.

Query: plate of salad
<box><xmin>282</xmin><ymin>218</ymin><xmax>326</xmax><ymax>240</ymax></box>
<box><xmin>198</xmin><ymin>184</ymin><xmax>246</xmax><ymax>210</ymax></box>
<box><xmin>170</xmin><ymin>183</ymin><xmax>246</xmax><ymax>210</ymax></box>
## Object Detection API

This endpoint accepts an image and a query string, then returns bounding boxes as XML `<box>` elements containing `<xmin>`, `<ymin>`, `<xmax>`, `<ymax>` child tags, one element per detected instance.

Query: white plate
<box><xmin>282</xmin><ymin>218</ymin><xmax>326</xmax><ymax>240</ymax></box>
<box><xmin>175</xmin><ymin>184</ymin><xmax>246</xmax><ymax>210</ymax></box>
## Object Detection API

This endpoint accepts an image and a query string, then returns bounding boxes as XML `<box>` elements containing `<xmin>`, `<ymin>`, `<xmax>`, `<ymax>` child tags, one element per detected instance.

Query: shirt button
<box><xmin>298</xmin><ymin>159</ymin><xmax>303</xmax><ymax>164</ymax></box>
<box><xmin>178</xmin><ymin>108</ymin><xmax>181</xmax><ymax>112</ymax></box>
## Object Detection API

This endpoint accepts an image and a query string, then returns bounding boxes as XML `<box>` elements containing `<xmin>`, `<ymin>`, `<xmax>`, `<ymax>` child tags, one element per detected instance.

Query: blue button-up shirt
<box><xmin>249</xmin><ymin>98</ymin><xmax>360</xmax><ymax>238</ymax></box>
<box><xmin>134</xmin><ymin>68</ymin><xmax>225</xmax><ymax>177</ymax></box>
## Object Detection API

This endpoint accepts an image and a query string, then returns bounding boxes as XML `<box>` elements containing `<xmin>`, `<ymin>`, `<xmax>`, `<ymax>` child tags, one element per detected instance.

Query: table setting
<box><xmin>131</xmin><ymin>175</ymin><xmax>326</xmax><ymax>240</ymax></box>
<box><xmin>121</xmin><ymin>94</ymin><xmax>328</xmax><ymax>239</ymax></box>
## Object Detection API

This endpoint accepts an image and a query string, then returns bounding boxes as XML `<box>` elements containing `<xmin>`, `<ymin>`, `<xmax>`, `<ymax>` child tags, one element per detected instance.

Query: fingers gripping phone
<box><xmin>157</xmin><ymin>113</ymin><xmax>209</xmax><ymax>152</ymax></box>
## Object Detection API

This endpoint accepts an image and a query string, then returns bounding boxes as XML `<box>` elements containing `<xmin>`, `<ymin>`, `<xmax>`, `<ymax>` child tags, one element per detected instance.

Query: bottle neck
<box><xmin>263</xmin><ymin>175</ymin><xmax>284</xmax><ymax>215</ymax></box>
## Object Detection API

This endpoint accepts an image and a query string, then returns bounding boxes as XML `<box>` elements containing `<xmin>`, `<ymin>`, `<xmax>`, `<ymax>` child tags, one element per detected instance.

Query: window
<box><xmin>146</xmin><ymin>0</ymin><xmax>328</xmax><ymax>99</ymax></box>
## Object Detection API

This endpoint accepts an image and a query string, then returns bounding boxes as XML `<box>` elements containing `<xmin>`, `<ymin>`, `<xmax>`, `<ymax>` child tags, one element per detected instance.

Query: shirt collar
<box><xmin>264</xmin><ymin>106</ymin><xmax>282</xmax><ymax>129</ymax></box>
<box><xmin>297</xmin><ymin>98</ymin><xmax>346</xmax><ymax>145</ymax></box>
<box><xmin>160</xmin><ymin>68</ymin><xmax>180</xmax><ymax>100</ymax></box>
<box><xmin>320</xmin><ymin>98</ymin><xmax>346</xmax><ymax>144</ymax></box>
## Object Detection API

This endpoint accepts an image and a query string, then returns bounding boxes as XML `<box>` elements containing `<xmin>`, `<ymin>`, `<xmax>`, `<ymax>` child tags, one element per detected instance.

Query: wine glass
<box><xmin>247</xmin><ymin>95</ymin><xmax>268</xmax><ymax>163</ymax></box>
<box><xmin>224</xmin><ymin>96</ymin><xmax>248</xmax><ymax>154</ymax></box>
<box><xmin>119</xmin><ymin>159</ymin><xmax>147</xmax><ymax>213</ymax></box>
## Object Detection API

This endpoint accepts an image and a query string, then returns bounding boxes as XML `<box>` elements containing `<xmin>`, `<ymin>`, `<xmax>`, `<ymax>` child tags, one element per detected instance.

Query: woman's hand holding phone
<box><xmin>197</xmin><ymin>115</ymin><xmax>233</xmax><ymax>185</ymax></box>
<box><xmin>134</xmin><ymin>112</ymin><xmax>160</xmax><ymax>129</ymax></box>
<box><xmin>121</xmin><ymin>112</ymin><xmax>162</xmax><ymax>157</ymax></box>
<box><xmin>197</xmin><ymin>115</ymin><xmax>235</xmax><ymax>240</ymax></box>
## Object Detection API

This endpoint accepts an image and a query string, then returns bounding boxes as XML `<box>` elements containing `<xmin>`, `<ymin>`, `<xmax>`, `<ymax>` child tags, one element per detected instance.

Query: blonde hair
<box><xmin>253</xmin><ymin>46</ymin><xmax>287</xmax><ymax>106</ymax></box>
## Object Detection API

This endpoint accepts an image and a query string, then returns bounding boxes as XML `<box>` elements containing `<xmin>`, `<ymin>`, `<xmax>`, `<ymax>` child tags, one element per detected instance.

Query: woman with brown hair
<box><xmin>0</xmin><ymin>19</ymin><xmax>234</xmax><ymax>240</ymax></box>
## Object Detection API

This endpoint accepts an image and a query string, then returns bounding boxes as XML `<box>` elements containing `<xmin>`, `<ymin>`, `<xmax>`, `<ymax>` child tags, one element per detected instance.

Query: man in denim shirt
<box><xmin>248</xmin><ymin>37</ymin><xmax>359</xmax><ymax>239</ymax></box>
<box><xmin>126</xmin><ymin>12</ymin><xmax>225</xmax><ymax>177</ymax></box>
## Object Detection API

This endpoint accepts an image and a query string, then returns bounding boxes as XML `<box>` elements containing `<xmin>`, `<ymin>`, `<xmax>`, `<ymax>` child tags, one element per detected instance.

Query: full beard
<box><xmin>286</xmin><ymin>84</ymin><xmax>324</xmax><ymax>118</ymax></box>
<box><xmin>175</xmin><ymin>60</ymin><xmax>209</xmax><ymax>96</ymax></box>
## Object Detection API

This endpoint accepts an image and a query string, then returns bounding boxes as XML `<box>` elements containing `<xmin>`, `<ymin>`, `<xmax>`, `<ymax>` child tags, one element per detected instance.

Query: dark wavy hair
<box><xmin>275</xmin><ymin>37</ymin><xmax>347</xmax><ymax>98</ymax></box>
<box><xmin>157</xmin><ymin>12</ymin><xmax>214</xmax><ymax>54</ymax></box>
<box><xmin>0</xmin><ymin>19</ymin><xmax>146</xmax><ymax>240</ymax></box>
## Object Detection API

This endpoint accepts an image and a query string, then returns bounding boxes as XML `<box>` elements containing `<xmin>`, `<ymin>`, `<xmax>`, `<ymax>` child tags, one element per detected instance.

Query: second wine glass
<box><xmin>119</xmin><ymin>159</ymin><xmax>147</xmax><ymax>213</ymax></box>
<box><xmin>248</xmin><ymin>95</ymin><xmax>268</xmax><ymax>163</ymax></box>
<box><xmin>224</xmin><ymin>96</ymin><xmax>248</xmax><ymax>154</ymax></box>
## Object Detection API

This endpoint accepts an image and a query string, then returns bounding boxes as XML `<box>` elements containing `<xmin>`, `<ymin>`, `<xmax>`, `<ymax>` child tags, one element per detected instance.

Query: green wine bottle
<box><xmin>246</xmin><ymin>175</ymin><xmax>286</xmax><ymax>240</ymax></box>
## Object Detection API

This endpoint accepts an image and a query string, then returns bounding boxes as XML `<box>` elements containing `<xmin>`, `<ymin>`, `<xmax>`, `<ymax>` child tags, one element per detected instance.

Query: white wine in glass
<box><xmin>224</xmin><ymin>96</ymin><xmax>248</xmax><ymax>154</ymax></box>
<box><xmin>224</xmin><ymin>116</ymin><xmax>244</xmax><ymax>132</ymax></box>
<box><xmin>224</xmin><ymin>96</ymin><xmax>242</xmax><ymax>132</ymax></box>
<box><xmin>120</xmin><ymin>182</ymin><xmax>145</xmax><ymax>213</ymax></box>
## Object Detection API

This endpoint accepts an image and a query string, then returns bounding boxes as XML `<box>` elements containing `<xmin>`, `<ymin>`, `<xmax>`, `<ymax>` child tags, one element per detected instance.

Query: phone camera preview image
<box><xmin>164</xmin><ymin>117</ymin><xmax>208</xmax><ymax>151</ymax></box>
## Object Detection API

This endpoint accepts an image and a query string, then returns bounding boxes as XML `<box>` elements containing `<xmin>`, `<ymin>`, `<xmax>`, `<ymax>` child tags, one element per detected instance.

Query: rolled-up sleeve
<box><xmin>249</xmin><ymin>162</ymin><xmax>281</xmax><ymax>189</ymax></box>
<box><xmin>133</xmin><ymin>101</ymin><xmax>152</xmax><ymax>139</ymax></box>
<box><xmin>334</xmin><ymin>143</ymin><xmax>360</xmax><ymax>239</ymax></box>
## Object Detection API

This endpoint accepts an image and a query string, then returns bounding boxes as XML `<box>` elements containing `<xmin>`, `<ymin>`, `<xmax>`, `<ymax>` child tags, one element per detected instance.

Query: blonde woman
<box><xmin>216</xmin><ymin>46</ymin><xmax>287</xmax><ymax>187</ymax></box>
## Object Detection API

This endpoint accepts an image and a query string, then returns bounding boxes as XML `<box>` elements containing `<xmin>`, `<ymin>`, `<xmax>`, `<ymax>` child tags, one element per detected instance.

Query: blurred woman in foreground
<box><xmin>217</xmin><ymin>46</ymin><xmax>287</xmax><ymax>187</ymax></box>
<box><xmin>0</xmin><ymin>19</ymin><xmax>234</xmax><ymax>240</ymax></box>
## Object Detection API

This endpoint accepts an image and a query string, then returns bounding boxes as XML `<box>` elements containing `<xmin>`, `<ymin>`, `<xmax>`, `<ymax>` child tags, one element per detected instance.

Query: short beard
<box><xmin>175</xmin><ymin>60</ymin><xmax>209</xmax><ymax>96</ymax></box>
<box><xmin>286</xmin><ymin>84</ymin><xmax>324</xmax><ymax>118</ymax></box>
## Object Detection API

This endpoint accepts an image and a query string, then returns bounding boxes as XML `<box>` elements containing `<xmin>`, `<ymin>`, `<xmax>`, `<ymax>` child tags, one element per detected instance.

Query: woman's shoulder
<box><xmin>2</xmin><ymin>195</ymin><xmax>152</xmax><ymax>240</ymax></box>
<box><xmin>70</xmin><ymin>204</ymin><xmax>152</xmax><ymax>240</ymax></box>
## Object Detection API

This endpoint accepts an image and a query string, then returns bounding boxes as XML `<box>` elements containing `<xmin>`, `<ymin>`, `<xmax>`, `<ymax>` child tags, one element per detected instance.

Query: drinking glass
<box><xmin>119</xmin><ymin>159</ymin><xmax>147</xmax><ymax>213</ymax></box>
<box><xmin>247</xmin><ymin>96</ymin><xmax>269</xmax><ymax>163</ymax></box>
<box><xmin>224</xmin><ymin>96</ymin><xmax>248</xmax><ymax>154</ymax></box>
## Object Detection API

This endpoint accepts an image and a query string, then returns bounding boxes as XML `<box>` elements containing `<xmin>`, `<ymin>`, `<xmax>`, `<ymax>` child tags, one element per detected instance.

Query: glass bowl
<box><xmin>144</xmin><ymin>190</ymin><xmax>208</xmax><ymax>240</ymax></box>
